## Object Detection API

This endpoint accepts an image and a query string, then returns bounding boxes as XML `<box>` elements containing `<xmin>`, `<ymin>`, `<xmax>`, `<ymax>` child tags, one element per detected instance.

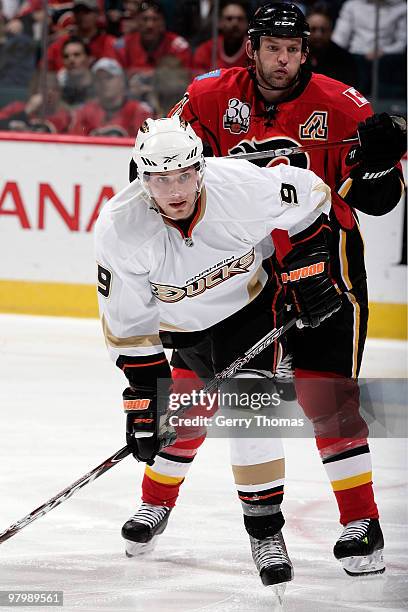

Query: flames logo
<box><xmin>299</xmin><ymin>111</ymin><xmax>328</xmax><ymax>140</ymax></box>
<box><xmin>229</xmin><ymin>137</ymin><xmax>309</xmax><ymax>169</ymax></box>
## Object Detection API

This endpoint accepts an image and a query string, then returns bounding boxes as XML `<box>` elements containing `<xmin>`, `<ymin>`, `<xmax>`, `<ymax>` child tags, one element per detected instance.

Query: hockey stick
<box><xmin>220</xmin><ymin>115</ymin><xmax>405</xmax><ymax>163</ymax></box>
<box><xmin>222</xmin><ymin>137</ymin><xmax>359</xmax><ymax>163</ymax></box>
<box><xmin>0</xmin><ymin>445</ymin><xmax>131</xmax><ymax>544</ymax></box>
<box><xmin>0</xmin><ymin>317</ymin><xmax>296</xmax><ymax>544</ymax></box>
<box><xmin>128</xmin><ymin>137</ymin><xmax>358</xmax><ymax>180</ymax></box>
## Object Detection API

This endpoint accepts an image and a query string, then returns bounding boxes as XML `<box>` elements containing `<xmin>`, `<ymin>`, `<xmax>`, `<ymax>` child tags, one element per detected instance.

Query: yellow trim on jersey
<box><xmin>145</xmin><ymin>466</ymin><xmax>184</xmax><ymax>485</ymax></box>
<box><xmin>159</xmin><ymin>320</ymin><xmax>188</xmax><ymax>332</ymax></box>
<box><xmin>313</xmin><ymin>182</ymin><xmax>332</xmax><ymax>208</ymax></box>
<box><xmin>102</xmin><ymin>315</ymin><xmax>161</xmax><ymax>348</ymax></box>
<box><xmin>339</xmin><ymin>229</ymin><xmax>352</xmax><ymax>291</ymax></box>
<box><xmin>352</xmin><ymin>209</ymin><xmax>366</xmax><ymax>255</ymax></box>
<box><xmin>339</xmin><ymin>230</ymin><xmax>360</xmax><ymax>378</ymax></box>
<box><xmin>338</xmin><ymin>177</ymin><xmax>353</xmax><ymax>200</ymax></box>
<box><xmin>246</xmin><ymin>265</ymin><xmax>266</xmax><ymax>302</ymax></box>
<box><xmin>345</xmin><ymin>292</ymin><xmax>360</xmax><ymax>379</ymax></box>
<box><xmin>331</xmin><ymin>471</ymin><xmax>372</xmax><ymax>492</ymax></box>
<box><xmin>0</xmin><ymin>280</ymin><xmax>406</xmax><ymax>339</ymax></box>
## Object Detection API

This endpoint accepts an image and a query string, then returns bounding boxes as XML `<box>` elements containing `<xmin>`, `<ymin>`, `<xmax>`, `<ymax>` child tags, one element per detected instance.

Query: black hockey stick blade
<box><xmin>0</xmin><ymin>445</ymin><xmax>131</xmax><ymax>544</ymax></box>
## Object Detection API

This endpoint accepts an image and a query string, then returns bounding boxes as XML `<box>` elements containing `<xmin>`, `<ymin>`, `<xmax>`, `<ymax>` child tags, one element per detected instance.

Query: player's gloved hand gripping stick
<box><xmin>354</xmin><ymin>113</ymin><xmax>407</xmax><ymax>176</ymax></box>
<box><xmin>123</xmin><ymin>384</ymin><xmax>177</xmax><ymax>464</ymax></box>
<box><xmin>282</xmin><ymin>241</ymin><xmax>342</xmax><ymax>329</ymax></box>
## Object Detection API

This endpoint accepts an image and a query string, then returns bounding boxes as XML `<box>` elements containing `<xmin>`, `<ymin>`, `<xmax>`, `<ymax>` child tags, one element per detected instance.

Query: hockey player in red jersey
<box><xmin>127</xmin><ymin>3</ymin><xmax>406</xmax><ymax>577</ymax></box>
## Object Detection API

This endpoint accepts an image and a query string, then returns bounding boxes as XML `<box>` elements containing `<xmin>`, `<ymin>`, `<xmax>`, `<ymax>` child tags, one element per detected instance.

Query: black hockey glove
<box><xmin>283</xmin><ymin>243</ymin><xmax>342</xmax><ymax>328</ymax></box>
<box><xmin>124</xmin><ymin>385</ymin><xmax>176</xmax><ymax>464</ymax></box>
<box><xmin>353</xmin><ymin>113</ymin><xmax>407</xmax><ymax>176</ymax></box>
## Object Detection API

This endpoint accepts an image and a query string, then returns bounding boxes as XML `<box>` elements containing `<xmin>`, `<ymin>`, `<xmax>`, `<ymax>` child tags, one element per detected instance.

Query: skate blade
<box><xmin>124</xmin><ymin>537</ymin><xmax>158</xmax><ymax>558</ymax></box>
<box><xmin>340</xmin><ymin>549</ymin><xmax>385</xmax><ymax>576</ymax></box>
<box><xmin>266</xmin><ymin>583</ymin><xmax>287</xmax><ymax>606</ymax></box>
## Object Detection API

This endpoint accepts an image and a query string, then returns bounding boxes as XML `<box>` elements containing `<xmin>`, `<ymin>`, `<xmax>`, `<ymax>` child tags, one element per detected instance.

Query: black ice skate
<box><xmin>122</xmin><ymin>502</ymin><xmax>172</xmax><ymax>557</ymax></box>
<box><xmin>274</xmin><ymin>354</ymin><xmax>297</xmax><ymax>401</ymax></box>
<box><xmin>250</xmin><ymin>531</ymin><xmax>293</xmax><ymax>601</ymax></box>
<box><xmin>333</xmin><ymin>518</ymin><xmax>385</xmax><ymax>576</ymax></box>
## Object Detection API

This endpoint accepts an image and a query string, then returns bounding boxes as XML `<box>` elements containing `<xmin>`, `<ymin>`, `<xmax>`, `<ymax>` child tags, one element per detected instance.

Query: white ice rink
<box><xmin>0</xmin><ymin>314</ymin><xmax>407</xmax><ymax>612</ymax></box>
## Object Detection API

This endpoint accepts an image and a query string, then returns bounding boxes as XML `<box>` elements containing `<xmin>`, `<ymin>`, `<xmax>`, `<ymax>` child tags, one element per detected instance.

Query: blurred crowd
<box><xmin>0</xmin><ymin>0</ymin><xmax>406</xmax><ymax>136</ymax></box>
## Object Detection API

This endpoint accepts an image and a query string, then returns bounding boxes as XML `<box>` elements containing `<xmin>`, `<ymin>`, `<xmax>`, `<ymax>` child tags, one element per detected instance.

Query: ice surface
<box><xmin>0</xmin><ymin>315</ymin><xmax>407</xmax><ymax>611</ymax></box>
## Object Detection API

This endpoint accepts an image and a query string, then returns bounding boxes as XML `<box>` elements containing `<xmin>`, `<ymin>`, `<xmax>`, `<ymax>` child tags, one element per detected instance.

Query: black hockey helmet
<box><xmin>248</xmin><ymin>3</ymin><xmax>310</xmax><ymax>51</ymax></box>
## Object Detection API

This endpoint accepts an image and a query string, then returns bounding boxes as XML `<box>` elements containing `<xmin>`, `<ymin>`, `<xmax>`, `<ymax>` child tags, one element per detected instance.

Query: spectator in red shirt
<box><xmin>0</xmin><ymin>71</ymin><xmax>72</xmax><ymax>132</ymax></box>
<box><xmin>69</xmin><ymin>56</ymin><xmax>152</xmax><ymax>136</ymax></box>
<box><xmin>193</xmin><ymin>0</ymin><xmax>250</xmax><ymax>74</ymax></box>
<box><xmin>118</xmin><ymin>0</ymin><xmax>192</xmax><ymax>75</ymax></box>
<box><xmin>47</xmin><ymin>0</ymin><xmax>118</xmax><ymax>72</ymax></box>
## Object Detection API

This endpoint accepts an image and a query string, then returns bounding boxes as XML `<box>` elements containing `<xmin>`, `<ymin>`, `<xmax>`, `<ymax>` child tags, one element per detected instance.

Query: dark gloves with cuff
<box><xmin>348</xmin><ymin>113</ymin><xmax>407</xmax><ymax>179</ymax></box>
<box><xmin>283</xmin><ymin>242</ymin><xmax>342</xmax><ymax>328</ymax></box>
<box><xmin>124</xmin><ymin>385</ymin><xmax>176</xmax><ymax>465</ymax></box>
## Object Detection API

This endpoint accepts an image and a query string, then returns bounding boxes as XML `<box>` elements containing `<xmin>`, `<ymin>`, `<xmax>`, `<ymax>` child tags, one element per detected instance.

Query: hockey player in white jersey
<box><xmin>95</xmin><ymin>116</ymin><xmax>342</xmax><ymax>588</ymax></box>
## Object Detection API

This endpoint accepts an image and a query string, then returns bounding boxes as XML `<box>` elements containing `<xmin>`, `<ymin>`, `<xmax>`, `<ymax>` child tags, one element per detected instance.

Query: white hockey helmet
<box><xmin>133</xmin><ymin>116</ymin><xmax>204</xmax><ymax>174</ymax></box>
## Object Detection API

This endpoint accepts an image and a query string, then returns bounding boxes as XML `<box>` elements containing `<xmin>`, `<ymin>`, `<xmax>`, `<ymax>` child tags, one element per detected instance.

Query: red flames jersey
<box><xmin>171</xmin><ymin>67</ymin><xmax>374</xmax><ymax>231</ymax></box>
